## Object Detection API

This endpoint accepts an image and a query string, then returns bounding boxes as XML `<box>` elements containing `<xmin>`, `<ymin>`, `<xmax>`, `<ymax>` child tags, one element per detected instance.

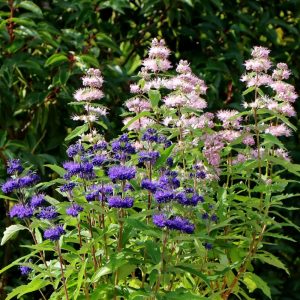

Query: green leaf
<box><xmin>175</xmin><ymin>265</ymin><xmax>211</xmax><ymax>287</ymax></box>
<box><xmin>243</xmin><ymin>272</ymin><xmax>271</xmax><ymax>299</ymax></box>
<box><xmin>148</xmin><ymin>90</ymin><xmax>161</xmax><ymax>108</ymax></box>
<box><xmin>145</xmin><ymin>240</ymin><xmax>161</xmax><ymax>264</ymax></box>
<box><xmin>45</xmin><ymin>53</ymin><xmax>69</xmax><ymax>67</ymax></box>
<box><xmin>1</xmin><ymin>224</ymin><xmax>28</xmax><ymax>246</ymax></box>
<box><xmin>6</xmin><ymin>278</ymin><xmax>51</xmax><ymax>300</ymax></box>
<box><xmin>45</xmin><ymin>164</ymin><xmax>66</xmax><ymax>176</ymax></box>
<box><xmin>65</xmin><ymin>124</ymin><xmax>89</xmax><ymax>141</ymax></box>
<box><xmin>155</xmin><ymin>144</ymin><xmax>175</xmax><ymax>168</ymax></box>
<box><xmin>76</xmin><ymin>55</ymin><xmax>100</xmax><ymax>68</ymax></box>
<box><xmin>0</xmin><ymin>251</ymin><xmax>38</xmax><ymax>275</ymax></box>
<box><xmin>74</xmin><ymin>260</ymin><xmax>87</xmax><ymax>300</ymax></box>
<box><xmin>242</xmin><ymin>86</ymin><xmax>255</xmax><ymax>96</ymax></box>
<box><xmin>18</xmin><ymin>1</ymin><xmax>43</xmax><ymax>17</ymax></box>
<box><xmin>121</xmin><ymin>111</ymin><xmax>152</xmax><ymax>131</ymax></box>
<box><xmin>255</xmin><ymin>252</ymin><xmax>289</xmax><ymax>275</ymax></box>
<box><xmin>91</xmin><ymin>266</ymin><xmax>112</xmax><ymax>283</ymax></box>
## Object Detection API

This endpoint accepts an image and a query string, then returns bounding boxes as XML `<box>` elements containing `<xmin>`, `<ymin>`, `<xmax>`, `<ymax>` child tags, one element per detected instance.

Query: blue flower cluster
<box><xmin>111</xmin><ymin>134</ymin><xmax>136</xmax><ymax>161</ymax></box>
<box><xmin>66</xmin><ymin>203</ymin><xmax>83</xmax><ymax>217</ymax></box>
<box><xmin>108</xmin><ymin>165</ymin><xmax>136</xmax><ymax>182</ymax></box>
<box><xmin>2</xmin><ymin>171</ymin><xmax>40</xmax><ymax>194</ymax></box>
<box><xmin>153</xmin><ymin>214</ymin><xmax>195</xmax><ymax>234</ymax></box>
<box><xmin>141</xmin><ymin>128</ymin><xmax>172</xmax><ymax>148</ymax></box>
<box><xmin>19</xmin><ymin>265</ymin><xmax>32</xmax><ymax>276</ymax></box>
<box><xmin>86</xmin><ymin>184</ymin><xmax>113</xmax><ymax>201</ymax></box>
<box><xmin>44</xmin><ymin>225</ymin><xmax>65</xmax><ymax>241</ymax></box>
<box><xmin>138</xmin><ymin>151</ymin><xmax>160</xmax><ymax>164</ymax></box>
<box><xmin>108</xmin><ymin>196</ymin><xmax>134</xmax><ymax>208</ymax></box>
<box><xmin>7</xmin><ymin>159</ymin><xmax>23</xmax><ymax>175</ymax></box>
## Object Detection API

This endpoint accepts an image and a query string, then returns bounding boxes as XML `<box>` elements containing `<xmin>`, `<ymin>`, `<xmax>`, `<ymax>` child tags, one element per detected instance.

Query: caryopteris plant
<box><xmin>1</xmin><ymin>39</ymin><xmax>299</xmax><ymax>300</ymax></box>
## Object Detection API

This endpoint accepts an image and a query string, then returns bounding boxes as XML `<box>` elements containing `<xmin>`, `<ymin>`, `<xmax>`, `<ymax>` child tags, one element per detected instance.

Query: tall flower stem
<box><xmin>221</xmin><ymin>222</ymin><xmax>267</xmax><ymax>300</ymax></box>
<box><xmin>56</xmin><ymin>241</ymin><xmax>69</xmax><ymax>300</ymax></box>
<box><xmin>155</xmin><ymin>230</ymin><xmax>169</xmax><ymax>293</ymax></box>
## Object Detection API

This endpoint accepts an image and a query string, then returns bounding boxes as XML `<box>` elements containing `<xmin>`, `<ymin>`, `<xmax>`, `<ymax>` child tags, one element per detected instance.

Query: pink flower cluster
<box><xmin>72</xmin><ymin>68</ymin><xmax>107</xmax><ymax>124</ymax></box>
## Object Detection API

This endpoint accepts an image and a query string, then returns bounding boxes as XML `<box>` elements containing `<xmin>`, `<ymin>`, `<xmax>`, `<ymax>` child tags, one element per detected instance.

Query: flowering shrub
<box><xmin>1</xmin><ymin>39</ymin><xmax>299</xmax><ymax>300</ymax></box>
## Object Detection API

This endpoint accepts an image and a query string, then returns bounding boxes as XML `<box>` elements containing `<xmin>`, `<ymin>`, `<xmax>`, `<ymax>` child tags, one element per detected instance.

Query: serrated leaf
<box><xmin>255</xmin><ymin>252</ymin><xmax>289</xmax><ymax>275</ymax></box>
<box><xmin>45</xmin><ymin>53</ymin><xmax>68</xmax><ymax>67</ymax></box>
<box><xmin>1</xmin><ymin>224</ymin><xmax>28</xmax><ymax>246</ymax></box>
<box><xmin>19</xmin><ymin>1</ymin><xmax>43</xmax><ymax>17</ymax></box>
<box><xmin>65</xmin><ymin>124</ymin><xmax>89</xmax><ymax>141</ymax></box>
<box><xmin>243</xmin><ymin>272</ymin><xmax>271</xmax><ymax>299</ymax></box>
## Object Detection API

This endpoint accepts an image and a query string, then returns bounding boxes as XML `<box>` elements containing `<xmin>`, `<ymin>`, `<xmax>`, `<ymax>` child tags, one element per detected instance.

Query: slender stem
<box><xmin>155</xmin><ymin>230</ymin><xmax>168</xmax><ymax>293</ymax></box>
<box><xmin>221</xmin><ymin>223</ymin><xmax>267</xmax><ymax>299</ymax></box>
<box><xmin>87</xmin><ymin>213</ymin><xmax>98</xmax><ymax>271</ymax></box>
<box><xmin>56</xmin><ymin>242</ymin><xmax>69</xmax><ymax>300</ymax></box>
<box><xmin>38</xmin><ymin>289</ymin><xmax>47</xmax><ymax>300</ymax></box>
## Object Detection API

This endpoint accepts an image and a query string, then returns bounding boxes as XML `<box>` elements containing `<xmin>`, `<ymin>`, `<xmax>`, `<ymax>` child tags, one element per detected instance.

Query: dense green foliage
<box><xmin>0</xmin><ymin>0</ymin><xmax>299</xmax><ymax>299</ymax></box>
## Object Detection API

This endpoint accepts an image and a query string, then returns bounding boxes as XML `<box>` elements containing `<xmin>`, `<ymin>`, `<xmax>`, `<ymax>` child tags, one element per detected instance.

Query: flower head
<box><xmin>108</xmin><ymin>165</ymin><xmax>136</xmax><ymax>182</ymax></box>
<box><xmin>108</xmin><ymin>196</ymin><xmax>134</xmax><ymax>208</ymax></box>
<box><xmin>44</xmin><ymin>225</ymin><xmax>65</xmax><ymax>241</ymax></box>
<box><xmin>66</xmin><ymin>203</ymin><xmax>83</xmax><ymax>217</ymax></box>
<box><xmin>7</xmin><ymin>159</ymin><xmax>23</xmax><ymax>175</ymax></box>
<box><xmin>30</xmin><ymin>194</ymin><xmax>45</xmax><ymax>208</ymax></box>
<box><xmin>37</xmin><ymin>206</ymin><xmax>58</xmax><ymax>220</ymax></box>
<box><xmin>9</xmin><ymin>204</ymin><xmax>33</xmax><ymax>219</ymax></box>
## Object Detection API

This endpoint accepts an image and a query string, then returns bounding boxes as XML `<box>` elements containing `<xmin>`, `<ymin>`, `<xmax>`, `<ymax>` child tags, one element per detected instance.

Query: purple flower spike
<box><xmin>44</xmin><ymin>225</ymin><xmax>65</xmax><ymax>241</ymax></box>
<box><xmin>7</xmin><ymin>159</ymin><xmax>23</xmax><ymax>175</ymax></box>
<box><xmin>66</xmin><ymin>143</ymin><xmax>84</xmax><ymax>158</ymax></box>
<box><xmin>60</xmin><ymin>182</ymin><xmax>76</xmax><ymax>192</ymax></box>
<box><xmin>153</xmin><ymin>214</ymin><xmax>167</xmax><ymax>228</ymax></box>
<box><xmin>138</xmin><ymin>151</ymin><xmax>160</xmax><ymax>164</ymax></box>
<box><xmin>30</xmin><ymin>194</ymin><xmax>45</xmax><ymax>208</ymax></box>
<box><xmin>18</xmin><ymin>172</ymin><xmax>40</xmax><ymax>188</ymax></box>
<box><xmin>66</xmin><ymin>203</ymin><xmax>83</xmax><ymax>217</ymax></box>
<box><xmin>37</xmin><ymin>206</ymin><xmax>58</xmax><ymax>220</ymax></box>
<box><xmin>141</xmin><ymin>178</ymin><xmax>159</xmax><ymax>193</ymax></box>
<box><xmin>166</xmin><ymin>216</ymin><xmax>195</xmax><ymax>234</ymax></box>
<box><xmin>108</xmin><ymin>165</ymin><xmax>136</xmax><ymax>181</ymax></box>
<box><xmin>108</xmin><ymin>196</ymin><xmax>134</xmax><ymax>208</ymax></box>
<box><xmin>92</xmin><ymin>155</ymin><xmax>106</xmax><ymax>166</ymax></box>
<box><xmin>1</xmin><ymin>178</ymin><xmax>19</xmax><ymax>194</ymax></box>
<box><xmin>154</xmin><ymin>190</ymin><xmax>174</xmax><ymax>203</ymax></box>
<box><xmin>9</xmin><ymin>204</ymin><xmax>33</xmax><ymax>219</ymax></box>
<box><xmin>19</xmin><ymin>265</ymin><xmax>32</xmax><ymax>276</ymax></box>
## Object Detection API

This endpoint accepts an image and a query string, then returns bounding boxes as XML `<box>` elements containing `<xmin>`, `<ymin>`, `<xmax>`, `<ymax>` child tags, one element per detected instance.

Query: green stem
<box><xmin>56</xmin><ymin>241</ymin><xmax>69</xmax><ymax>300</ymax></box>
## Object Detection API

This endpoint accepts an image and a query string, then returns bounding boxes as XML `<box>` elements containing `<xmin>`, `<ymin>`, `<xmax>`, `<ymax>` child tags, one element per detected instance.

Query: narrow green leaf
<box><xmin>18</xmin><ymin>1</ymin><xmax>43</xmax><ymax>17</ymax></box>
<box><xmin>45</xmin><ymin>164</ymin><xmax>66</xmax><ymax>176</ymax></box>
<box><xmin>242</xmin><ymin>86</ymin><xmax>255</xmax><ymax>96</ymax></box>
<box><xmin>121</xmin><ymin>111</ymin><xmax>152</xmax><ymax>131</ymax></box>
<box><xmin>175</xmin><ymin>265</ymin><xmax>211</xmax><ymax>287</ymax></box>
<box><xmin>65</xmin><ymin>124</ymin><xmax>89</xmax><ymax>141</ymax></box>
<box><xmin>45</xmin><ymin>53</ymin><xmax>68</xmax><ymax>67</ymax></box>
<box><xmin>6</xmin><ymin>278</ymin><xmax>50</xmax><ymax>300</ymax></box>
<box><xmin>74</xmin><ymin>260</ymin><xmax>87</xmax><ymax>300</ymax></box>
<box><xmin>155</xmin><ymin>144</ymin><xmax>175</xmax><ymax>168</ymax></box>
<box><xmin>1</xmin><ymin>224</ymin><xmax>28</xmax><ymax>246</ymax></box>
<box><xmin>91</xmin><ymin>266</ymin><xmax>112</xmax><ymax>283</ymax></box>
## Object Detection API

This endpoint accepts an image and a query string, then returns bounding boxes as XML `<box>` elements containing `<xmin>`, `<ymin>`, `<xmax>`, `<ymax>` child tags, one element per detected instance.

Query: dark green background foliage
<box><xmin>0</xmin><ymin>0</ymin><xmax>299</xmax><ymax>298</ymax></box>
